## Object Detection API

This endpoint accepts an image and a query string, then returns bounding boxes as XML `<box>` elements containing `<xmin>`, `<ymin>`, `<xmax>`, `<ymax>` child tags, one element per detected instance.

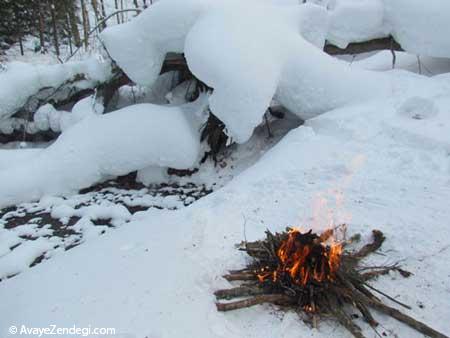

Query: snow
<box><xmin>385</xmin><ymin>0</ymin><xmax>450</xmax><ymax>58</ymax></box>
<box><xmin>0</xmin><ymin>148</ymin><xmax>40</xmax><ymax>171</ymax></box>
<box><xmin>0</xmin><ymin>95</ymin><xmax>209</xmax><ymax>208</ymax></box>
<box><xmin>327</xmin><ymin>0</ymin><xmax>389</xmax><ymax>48</ymax></box>
<box><xmin>100</xmin><ymin>0</ymin><xmax>209</xmax><ymax>86</ymax></box>
<box><xmin>0</xmin><ymin>237</ymin><xmax>53</xmax><ymax>278</ymax></box>
<box><xmin>1</xmin><ymin>1</ymin><xmax>450</xmax><ymax>337</ymax></box>
<box><xmin>32</xmin><ymin>99</ymin><xmax>100</xmax><ymax>134</ymax></box>
<box><xmin>0</xmin><ymin>57</ymin><xmax>112</xmax><ymax>120</ymax></box>
<box><xmin>136</xmin><ymin>166</ymin><xmax>169</xmax><ymax>185</ymax></box>
<box><xmin>102</xmin><ymin>0</ymin><xmax>450</xmax><ymax>144</ymax></box>
<box><xmin>2</xmin><ymin>90</ymin><xmax>450</xmax><ymax>337</ymax></box>
<box><xmin>322</xmin><ymin>0</ymin><xmax>450</xmax><ymax>57</ymax></box>
<box><xmin>353</xmin><ymin>50</ymin><xmax>450</xmax><ymax>75</ymax></box>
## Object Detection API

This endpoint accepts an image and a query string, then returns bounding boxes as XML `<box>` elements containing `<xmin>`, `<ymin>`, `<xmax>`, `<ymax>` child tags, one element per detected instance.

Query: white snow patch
<box><xmin>0</xmin><ymin>96</ymin><xmax>209</xmax><ymax>208</ymax></box>
<box><xmin>0</xmin><ymin>238</ymin><xmax>53</xmax><ymax>278</ymax></box>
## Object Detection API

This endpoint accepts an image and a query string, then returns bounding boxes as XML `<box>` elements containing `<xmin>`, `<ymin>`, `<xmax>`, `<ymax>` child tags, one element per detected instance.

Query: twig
<box><xmin>214</xmin><ymin>285</ymin><xmax>267</xmax><ymax>300</ymax></box>
<box><xmin>364</xmin><ymin>298</ymin><xmax>449</xmax><ymax>338</ymax></box>
<box><xmin>216</xmin><ymin>294</ymin><xmax>293</xmax><ymax>312</ymax></box>
<box><xmin>353</xmin><ymin>230</ymin><xmax>385</xmax><ymax>259</ymax></box>
<box><xmin>223</xmin><ymin>272</ymin><xmax>257</xmax><ymax>282</ymax></box>
<box><xmin>363</xmin><ymin>283</ymin><xmax>411</xmax><ymax>310</ymax></box>
<box><xmin>65</xmin><ymin>9</ymin><xmax>142</xmax><ymax>62</ymax></box>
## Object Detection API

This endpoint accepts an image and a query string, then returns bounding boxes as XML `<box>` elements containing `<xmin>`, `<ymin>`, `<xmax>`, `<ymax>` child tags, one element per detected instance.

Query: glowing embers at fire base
<box><xmin>256</xmin><ymin>228</ymin><xmax>343</xmax><ymax>287</ymax></box>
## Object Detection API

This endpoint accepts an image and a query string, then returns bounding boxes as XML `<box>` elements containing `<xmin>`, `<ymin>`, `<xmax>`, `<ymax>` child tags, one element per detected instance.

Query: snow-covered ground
<box><xmin>2</xmin><ymin>85</ymin><xmax>450</xmax><ymax>337</ymax></box>
<box><xmin>0</xmin><ymin>113</ymin><xmax>299</xmax><ymax>281</ymax></box>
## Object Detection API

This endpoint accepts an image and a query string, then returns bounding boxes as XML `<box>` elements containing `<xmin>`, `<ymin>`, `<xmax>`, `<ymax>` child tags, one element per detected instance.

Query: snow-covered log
<box><xmin>0</xmin><ymin>58</ymin><xmax>113</xmax><ymax>121</ymax></box>
<box><xmin>101</xmin><ymin>0</ymin><xmax>450</xmax><ymax>143</ymax></box>
<box><xmin>0</xmin><ymin>94</ymin><xmax>209</xmax><ymax>208</ymax></box>
<box><xmin>324</xmin><ymin>37</ymin><xmax>402</xmax><ymax>55</ymax></box>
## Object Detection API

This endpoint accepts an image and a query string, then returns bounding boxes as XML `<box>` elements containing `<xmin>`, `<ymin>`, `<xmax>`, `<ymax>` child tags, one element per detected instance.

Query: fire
<box><xmin>257</xmin><ymin>228</ymin><xmax>342</xmax><ymax>286</ymax></box>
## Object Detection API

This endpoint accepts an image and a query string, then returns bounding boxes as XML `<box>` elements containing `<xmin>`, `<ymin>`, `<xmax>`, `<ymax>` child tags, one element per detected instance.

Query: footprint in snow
<box><xmin>397</xmin><ymin>96</ymin><xmax>439</xmax><ymax>120</ymax></box>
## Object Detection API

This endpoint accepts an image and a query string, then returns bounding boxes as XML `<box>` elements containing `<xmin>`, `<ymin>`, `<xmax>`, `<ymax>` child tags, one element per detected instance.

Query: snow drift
<box><xmin>102</xmin><ymin>0</ymin><xmax>450</xmax><ymax>143</ymax></box>
<box><xmin>0</xmin><ymin>95</ymin><xmax>208</xmax><ymax>208</ymax></box>
<box><xmin>2</xmin><ymin>90</ymin><xmax>450</xmax><ymax>338</ymax></box>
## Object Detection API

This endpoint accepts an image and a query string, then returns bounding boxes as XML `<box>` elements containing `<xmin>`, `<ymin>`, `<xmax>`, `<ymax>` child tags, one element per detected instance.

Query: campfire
<box><xmin>214</xmin><ymin>227</ymin><xmax>448</xmax><ymax>338</ymax></box>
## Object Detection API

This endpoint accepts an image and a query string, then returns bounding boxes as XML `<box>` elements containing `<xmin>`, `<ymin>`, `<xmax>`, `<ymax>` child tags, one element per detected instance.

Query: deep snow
<box><xmin>102</xmin><ymin>0</ymin><xmax>450</xmax><ymax>143</ymax></box>
<box><xmin>1</xmin><ymin>1</ymin><xmax>450</xmax><ymax>337</ymax></box>
<box><xmin>0</xmin><ymin>95</ymin><xmax>209</xmax><ymax>208</ymax></box>
<box><xmin>2</xmin><ymin>89</ymin><xmax>450</xmax><ymax>337</ymax></box>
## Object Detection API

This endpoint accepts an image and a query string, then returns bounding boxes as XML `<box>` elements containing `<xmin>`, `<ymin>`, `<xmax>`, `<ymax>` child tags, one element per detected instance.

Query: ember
<box><xmin>214</xmin><ymin>227</ymin><xmax>448</xmax><ymax>338</ymax></box>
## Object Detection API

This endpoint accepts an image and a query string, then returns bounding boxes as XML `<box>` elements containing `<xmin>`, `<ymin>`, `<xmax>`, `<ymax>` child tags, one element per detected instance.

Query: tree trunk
<box><xmin>65</xmin><ymin>12</ymin><xmax>73</xmax><ymax>55</ymax></box>
<box><xmin>80</xmin><ymin>0</ymin><xmax>90</xmax><ymax>49</ymax></box>
<box><xmin>114</xmin><ymin>0</ymin><xmax>120</xmax><ymax>24</ymax></box>
<box><xmin>37</xmin><ymin>1</ymin><xmax>46</xmax><ymax>52</ymax></box>
<box><xmin>100</xmin><ymin>0</ymin><xmax>107</xmax><ymax>20</ymax></box>
<box><xmin>120</xmin><ymin>0</ymin><xmax>125</xmax><ymax>23</ymax></box>
<box><xmin>66</xmin><ymin>0</ymin><xmax>81</xmax><ymax>48</ymax></box>
<box><xmin>91</xmin><ymin>0</ymin><xmax>106</xmax><ymax>31</ymax></box>
<box><xmin>50</xmin><ymin>1</ymin><xmax>60</xmax><ymax>57</ymax></box>
<box><xmin>19</xmin><ymin>36</ymin><xmax>24</xmax><ymax>56</ymax></box>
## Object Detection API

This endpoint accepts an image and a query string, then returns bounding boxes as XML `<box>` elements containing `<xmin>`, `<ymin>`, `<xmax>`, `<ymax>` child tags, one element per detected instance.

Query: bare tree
<box><xmin>80</xmin><ymin>0</ymin><xmax>91</xmax><ymax>49</ymax></box>
<box><xmin>36</xmin><ymin>1</ymin><xmax>46</xmax><ymax>52</ymax></box>
<box><xmin>50</xmin><ymin>1</ymin><xmax>60</xmax><ymax>56</ymax></box>
<box><xmin>91</xmin><ymin>0</ymin><xmax>106</xmax><ymax>31</ymax></box>
<box><xmin>114</xmin><ymin>0</ymin><xmax>121</xmax><ymax>24</ymax></box>
<box><xmin>65</xmin><ymin>0</ymin><xmax>81</xmax><ymax>48</ymax></box>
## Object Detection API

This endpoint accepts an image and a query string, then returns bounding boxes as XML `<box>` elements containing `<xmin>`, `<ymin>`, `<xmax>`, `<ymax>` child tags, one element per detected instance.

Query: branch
<box><xmin>216</xmin><ymin>294</ymin><xmax>293</xmax><ymax>312</ymax></box>
<box><xmin>65</xmin><ymin>9</ymin><xmax>142</xmax><ymax>62</ymax></box>
<box><xmin>324</xmin><ymin>37</ymin><xmax>403</xmax><ymax>55</ymax></box>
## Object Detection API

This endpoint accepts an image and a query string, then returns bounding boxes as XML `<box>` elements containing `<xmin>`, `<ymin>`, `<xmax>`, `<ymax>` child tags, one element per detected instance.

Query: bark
<box><xmin>91</xmin><ymin>0</ymin><xmax>106</xmax><ymax>31</ymax></box>
<box><xmin>216</xmin><ymin>294</ymin><xmax>293</xmax><ymax>312</ymax></box>
<box><xmin>50</xmin><ymin>2</ymin><xmax>60</xmax><ymax>57</ymax></box>
<box><xmin>37</xmin><ymin>1</ymin><xmax>46</xmax><ymax>52</ymax></box>
<box><xmin>114</xmin><ymin>0</ymin><xmax>120</xmax><ymax>24</ymax></box>
<box><xmin>100</xmin><ymin>0</ymin><xmax>107</xmax><ymax>19</ymax></box>
<box><xmin>80</xmin><ymin>0</ymin><xmax>91</xmax><ymax>49</ymax></box>
<box><xmin>364</xmin><ymin>298</ymin><xmax>449</xmax><ymax>338</ymax></box>
<box><xmin>156</xmin><ymin>37</ymin><xmax>405</xmax><ymax>75</ymax></box>
<box><xmin>66</xmin><ymin>0</ymin><xmax>81</xmax><ymax>48</ymax></box>
<box><xmin>324</xmin><ymin>37</ymin><xmax>403</xmax><ymax>55</ymax></box>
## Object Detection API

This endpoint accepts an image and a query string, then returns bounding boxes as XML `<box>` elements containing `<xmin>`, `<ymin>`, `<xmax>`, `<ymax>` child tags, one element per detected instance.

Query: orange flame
<box><xmin>258</xmin><ymin>229</ymin><xmax>342</xmax><ymax>286</ymax></box>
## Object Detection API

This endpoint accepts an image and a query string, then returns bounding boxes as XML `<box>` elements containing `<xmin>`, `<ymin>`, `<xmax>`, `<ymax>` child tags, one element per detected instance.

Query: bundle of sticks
<box><xmin>214</xmin><ymin>228</ymin><xmax>448</xmax><ymax>338</ymax></box>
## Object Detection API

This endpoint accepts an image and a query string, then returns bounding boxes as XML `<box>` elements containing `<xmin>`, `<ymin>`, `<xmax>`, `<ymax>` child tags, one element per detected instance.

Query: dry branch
<box><xmin>324</xmin><ymin>37</ymin><xmax>403</xmax><ymax>55</ymax></box>
<box><xmin>364</xmin><ymin>298</ymin><xmax>448</xmax><ymax>338</ymax></box>
<box><xmin>216</xmin><ymin>294</ymin><xmax>293</xmax><ymax>312</ymax></box>
<box><xmin>214</xmin><ymin>228</ymin><xmax>449</xmax><ymax>338</ymax></box>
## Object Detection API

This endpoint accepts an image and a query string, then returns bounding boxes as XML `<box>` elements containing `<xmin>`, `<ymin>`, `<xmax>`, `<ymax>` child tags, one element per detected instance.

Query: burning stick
<box><xmin>214</xmin><ymin>228</ymin><xmax>449</xmax><ymax>338</ymax></box>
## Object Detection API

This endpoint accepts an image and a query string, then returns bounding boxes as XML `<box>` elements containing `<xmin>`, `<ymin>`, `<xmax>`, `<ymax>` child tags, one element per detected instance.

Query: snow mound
<box><xmin>100</xmin><ymin>0</ymin><xmax>209</xmax><ymax>86</ymax></box>
<box><xmin>103</xmin><ymin>0</ymin><xmax>397</xmax><ymax>143</ymax></box>
<box><xmin>327</xmin><ymin>0</ymin><xmax>389</xmax><ymax>48</ymax></box>
<box><xmin>0</xmin><ymin>58</ymin><xmax>111</xmax><ymax>120</ymax></box>
<box><xmin>103</xmin><ymin>0</ymin><xmax>450</xmax><ymax>143</ymax></box>
<box><xmin>385</xmin><ymin>0</ymin><xmax>450</xmax><ymax>58</ymax></box>
<box><xmin>33</xmin><ymin>95</ymin><xmax>104</xmax><ymax>133</ymax></box>
<box><xmin>0</xmin><ymin>95</ymin><xmax>209</xmax><ymax>208</ymax></box>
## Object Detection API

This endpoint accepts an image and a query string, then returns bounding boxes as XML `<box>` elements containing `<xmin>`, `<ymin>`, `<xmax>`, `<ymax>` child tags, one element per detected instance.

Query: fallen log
<box><xmin>324</xmin><ymin>37</ymin><xmax>403</xmax><ymax>55</ymax></box>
